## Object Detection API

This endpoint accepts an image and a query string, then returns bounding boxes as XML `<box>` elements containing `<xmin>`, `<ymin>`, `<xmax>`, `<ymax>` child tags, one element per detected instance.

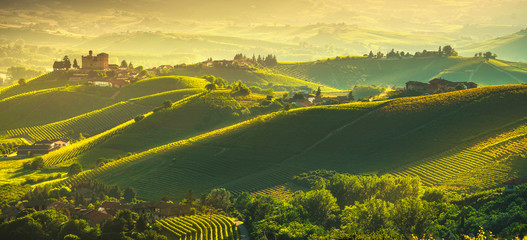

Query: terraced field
<box><xmin>157</xmin><ymin>214</ymin><xmax>239</xmax><ymax>240</ymax></box>
<box><xmin>390</xmin><ymin>121</ymin><xmax>527</xmax><ymax>189</ymax></box>
<box><xmin>390</xmin><ymin>149</ymin><xmax>495</xmax><ymax>186</ymax></box>
<box><xmin>0</xmin><ymin>88</ymin><xmax>204</xmax><ymax>142</ymax></box>
<box><xmin>42</xmin><ymin>118</ymin><xmax>140</xmax><ymax>166</ymax></box>
<box><xmin>271</xmin><ymin>57</ymin><xmax>527</xmax><ymax>89</ymax></box>
<box><xmin>1</xmin><ymin>102</ymin><xmax>150</xmax><ymax>141</ymax></box>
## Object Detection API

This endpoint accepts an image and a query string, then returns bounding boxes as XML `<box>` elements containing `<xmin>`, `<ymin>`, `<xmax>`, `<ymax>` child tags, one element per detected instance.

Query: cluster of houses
<box><xmin>53</xmin><ymin>51</ymin><xmax>148</xmax><ymax>88</ymax></box>
<box><xmin>17</xmin><ymin>139</ymin><xmax>70</xmax><ymax>157</ymax></box>
<box><xmin>3</xmin><ymin>199</ymin><xmax>191</xmax><ymax>226</ymax></box>
<box><xmin>406</xmin><ymin>78</ymin><xmax>478</xmax><ymax>94</ymax></box>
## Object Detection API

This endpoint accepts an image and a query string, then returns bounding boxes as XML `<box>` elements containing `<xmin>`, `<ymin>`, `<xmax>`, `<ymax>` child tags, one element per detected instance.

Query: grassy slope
<box><xmin>0</xmin><ymin>76</ymin><xmax>209</xmax><ymax>131</ymax></box>
<box><xmin>168</xmin><ymin>68</ymin><xmax>338</xmax><ymax>91</ymax></box>
<box><xmin>0</xmin><ymin>87</ymin><xmax>113</xmax><ymax>130</ymax></box>
<box><xmin>272</xmin><ymin>57</ymin><xmax>527</xmax><ymax>89</ymax></box>
<box><xmin>57</xmin><ymin>84</ymin><xmax>527</xmax><ymax>201</ymax></box>
<box><xmin>0</xmin><ymin>88</ymin><xmax>203</xmax><ymax>141</ymax></box>
<box><xmin>75</xmin><ymin>91</ymin><xmax>273</xmax><ymax>168</ymax></box>
<box><xmin>459</xmin><ymin>30</ymin><xmax>527</xmax><ymax>62</ymax></box>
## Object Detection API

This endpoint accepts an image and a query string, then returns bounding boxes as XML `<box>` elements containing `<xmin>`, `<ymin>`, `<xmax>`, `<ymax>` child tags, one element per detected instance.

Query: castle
<box><xmin>82</xmin><ymin>50</ymin><xmax>109</xmax><ymax>70</ymax></box>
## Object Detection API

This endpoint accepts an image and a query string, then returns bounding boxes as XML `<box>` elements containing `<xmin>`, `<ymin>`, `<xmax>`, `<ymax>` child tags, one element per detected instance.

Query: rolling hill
<box><xmin>459</xmin><ymin>29</ymin><xmax>527</xmax><ymax>62</ymax></box>
<box><xmin>54</xmin><ymin>85</ymin><xmax>527</xmax><ymax>200</ymax></box>
<box><xmin>168</xmin><ymin>67</ymin><xmax>338</xmax><ymax>91</ymax></box>
<box><xmin>69</xmin><ymin>90</ymin><xmax>281</xmax><ymax>168</ymax></box>
<box><xmin>0</xmin><ymin>88</ymin><xmax>203</xmax><ymax>142</ymax></box>
<box><xmin>271</xmin><ymin>56</ymin><xmax>527</xmax><ymax>89</ymax></box>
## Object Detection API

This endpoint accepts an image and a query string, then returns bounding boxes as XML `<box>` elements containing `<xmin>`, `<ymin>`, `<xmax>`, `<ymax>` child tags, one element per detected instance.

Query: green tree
<box><xmin>123</xmin><ymin>187</ymin><xmax>137</xmax><ymax>203</ymax></box>
<box><xmin>59</xmin><ymin>219</ymin><xmax>99</xmax><ymax>240</ymax></box>
<box><xmin>63</xmin><ymin>234</ymin><xmax>80</xmax><ymax>240</ymax></box>
<box><xmin>31</xmin><ymin>157</ymin><xmax>45</xmax><ymax>170</ymax></box>
<box><xmin>63</xmin><ymin>56</ymin><xmax>71</xmax><ymax>70</ymax></box>
<box><xmin>204</xmin><ymin>188</ymin><xmax>232</xmax><ymax>211</ymax></box>
<box><xmin>341</xmin><ymin>198</ymin><xmax>394</xmax><ymax>234</ymax></box>
<box><xmin>128</xmin><ymin>62</ymin><xmax>134</xmax><ymax>69</ymax></box>
<box><xmin>292</xmin><ymin>189</ymin><xmax>339</xmax><ymax>227</ymax></box>
<box><xmin>162</xmin><ymin>100</ymin><xmax>172</xmax><ymax>108</ymax></box>
<box><xmin>68</xmin><ymin>163</ymin><xmax>82</xmax><ymax>176</ymax></box>
<box><xmin>205</xmin><ymin>83</ymin><xmax>217</xmax><ymax>92</ymax></box>
<box><xmin>121</xmin><ymin>60</ymin><xmax>128</xmax><ymax>68</ymax></box>
<box><xmin>72</xmin><ymin>59</ymin><xmax>79</xmax><ymax>69</ymax></box>
<box><xmin>18</xmin><ymin>78</ymin><xmax>26</xmax><ymax>86</ymax></box>
<box><xmin>315</xmin><ymin>87</ymin><xmax>322</xmax><ymax>102</ymax></box>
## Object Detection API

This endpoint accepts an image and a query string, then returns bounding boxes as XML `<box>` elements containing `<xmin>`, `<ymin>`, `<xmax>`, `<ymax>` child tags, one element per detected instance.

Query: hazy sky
<box><xmin>3</xmin><ymin>0</ymin><xmax>527</xmax><ymax>32</ymax></box>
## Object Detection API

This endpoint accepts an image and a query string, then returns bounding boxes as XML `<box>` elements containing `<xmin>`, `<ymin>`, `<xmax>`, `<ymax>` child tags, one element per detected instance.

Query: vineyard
<box><xmin>271</xmin><ymin>57</ymin><xmax>527</xmax><ymax>89</ymax></box>
<box><xmin>41</xmin><ymin>118</ymin><xmax>140</xmax><ymax>166</ymax></box>
<box><xmin>157</xmin><ymin>214</ymin><xmax>239</xmax><ymax>240</ymax></box>
<box><xmin>390</xmin><ymin>121</ymin><xmax>527</xmax><ymax>189</ymax></box>
<box><xmin>1</xmin><ymin>102</ymin><xmax>151</xmax><ymax>141</ymax></box>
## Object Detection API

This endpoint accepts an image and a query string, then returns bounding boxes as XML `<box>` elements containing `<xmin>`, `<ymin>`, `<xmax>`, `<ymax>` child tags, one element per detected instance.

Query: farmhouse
<box><xmin>406</xmin><ymin>78</ymin><xmax>478</xmax><ymax>93</ymax></box>
<box><xmin>503</xmin><ymin>178</ymin><xmax>527</xmax><ymax>192</ymax></box>
<box><xmin>17</xmin><ymin>139</ymin><xmax>70</xmax><ymax>157</ymax></box>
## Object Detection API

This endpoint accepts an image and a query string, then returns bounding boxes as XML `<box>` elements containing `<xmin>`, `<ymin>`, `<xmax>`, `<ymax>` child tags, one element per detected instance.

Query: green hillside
<box><xmin>0</xmin><ymin>88</ymin><xmax>203</xmax><ymax>142</ymax></box>
<box><xmin>115</xmin><ymin>76</ymin><xmax>209</xmax><ymax>100</ymax></box>
<box><xmin>272</xmin><ymin>56</ymin><xmax>527</xmax><ymax>89</ymax></box>
<box><xmin>168</xmin><ymin>67</ymin><xmax>338</xmax><ymax>91</ymax></box>
<box><xmin>0</xmin><ymin>86</ymin><xmax>113</xmax><ymax>130</ymax></box>
<box><xmin>459</xmin><ymin>29</ymin><xmax>527</xmax><ymax>62</ymax></box>
<box><xmin>74</xmin><ymin>90</ymin><xmax>281</xmax><ymax>168</ymax></box>
<box><xmin>55</xmin><ymin>85</ymin><xmax>527</xmax><ymax>200</ymax></box>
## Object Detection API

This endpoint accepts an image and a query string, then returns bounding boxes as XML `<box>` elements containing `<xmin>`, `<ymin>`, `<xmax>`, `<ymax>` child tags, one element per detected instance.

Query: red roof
<box><xmin>502</xmin><ymin>178</ymin><xmax>527</xmax><ymax>185</ymax></box>
<box><xmin>85</xmin><ymin>210</ymin><xmax>111</xmax><ymax>224</ymax></box>
<box><xmin>100</xmin><ymin>201</ymin><xmax>121</xmax><ymax>210</ymax></box>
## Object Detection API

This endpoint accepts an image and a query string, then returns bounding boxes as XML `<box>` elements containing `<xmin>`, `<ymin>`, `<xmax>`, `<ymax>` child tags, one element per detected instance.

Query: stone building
<box><xmin>82</xmin><ymin>50</ymin><xmax>109</xmax><ymax>70</ymax></box>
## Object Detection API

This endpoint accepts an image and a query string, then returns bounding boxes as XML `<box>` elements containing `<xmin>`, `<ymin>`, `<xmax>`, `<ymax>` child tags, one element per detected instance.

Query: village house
<box><xmin>503</xmin><ymin>178</ymin><xmax>527</xmax><ymax>192</ymax></box>
<box><xmin>406</xmin><ymin>78</ymin><xmax>478</xmax><ymax>93</ymax></box>
<box><xmin>17</xmin><ymin>139</ymin><xmax>70</xmax><ymax>157</ymax></box>
<box><xmin>128</xmin><ymin>202</ymin><xmax>191</xmax><ymax>221</ymax></box>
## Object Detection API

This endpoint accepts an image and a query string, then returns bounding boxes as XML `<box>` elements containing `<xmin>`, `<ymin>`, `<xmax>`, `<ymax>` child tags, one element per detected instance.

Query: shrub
<box><xmin>68</xmin><ymin>163</ymin><xmax>82</xmax><ymax>176</ymax></box>
<box><xmin>134</xmin><ymin>115</ymin><xmax>145</xmax><ymax>122</ymax></box>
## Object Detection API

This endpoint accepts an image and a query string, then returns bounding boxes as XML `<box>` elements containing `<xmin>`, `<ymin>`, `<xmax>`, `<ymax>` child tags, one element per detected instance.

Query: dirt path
<box><xmin>469</xmin><ymin>62</ymin><xmax>484</xmax><ymax>82</ymax></box>
<box><xmin>281</xmin><ymin>108</ymin><xmax>380</xmax><ymax>165</ymax></box>
<box><xmin>110</xmin><ymin>90</ymin><xmax>121</xmax><ymax>99</ymax></box>
<box><xmin>235</xmin><ymin>221</ymin><xmax>250</xmax><ymax>240</ymax></box>
<box><xmin>487</xmin><ymin>61</ymin><xmax>523</xmax><ymax>84</ymax></box>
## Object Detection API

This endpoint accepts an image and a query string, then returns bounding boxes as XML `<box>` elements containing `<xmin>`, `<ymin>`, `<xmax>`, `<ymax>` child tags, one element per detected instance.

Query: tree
<box><xmin>348</xmin><ymin>90</ymin><xmax>354</xmax><ymax>101</ymax></box>
<box><xmin>123</xmin><ymin>187</ymin><xmax>137</xmax><ymax>203</ymax></box>
<box><xmin>134</xmin><ymin>115</ymin><xmax>145</xmax><ymax>122</ymax></box>
<box><xmin>68</xmin><ymin>163</ymin><xmax>82</xmax><ymax>176</ymax></box>
<box><xmin>162</xmin><ymin>100</ymin><xmax>172</xmax><ymax>108</ymax></box>
<box><xmin>292</xmin><ymin>189</ymin><xmax>340</xmax><ymax>227</ymax></box>
<box><xmin>315</xmin><ymin>87</ymin><xmax>322</xmax><ymax>102</ymax></box>
<box><xmin>63</xmin><ymin>56</ymin><xmax>71</xmax><ymax>70</ymax></box>
<box><xmin>72</xmin><ymin>59</ymin><xmax>79</xmax><ymax>69</ymax></box>
<box><xmin>204</xmin><ymin>188</ymin><xmax>232</xmax><ymax>211</ymax></box>
<box><xmin>120</xmin><ymin>60</ymin><xmax>128</xmax><ymax>68</ymax></box>
<box><xmin>18</xmin><ymin>78</ymin><xmax>26</xmax><ymax>86</ymax></box>
<box><xmin>128</xmin><ymin>62</ymin><xmax>134</xmax><ymax>69</ymax></box>
<box><xmin>205</xmin><ymin>83</ymin><xmax>217</xmax><ymax>92</ymax></box>
<box><xmin>455</xmin><ymin>83</ymin><xmax>466</xmax><ymax>90</ymax></box>
<box><xmin>31</xmin><ymin>157</ymin><xmax>45</xmax><ymax>170</ymax></box>
<box><xmin>368</xmin><ymin>51</ymin><xmax>374</xmax><ymax>58</ymax></box>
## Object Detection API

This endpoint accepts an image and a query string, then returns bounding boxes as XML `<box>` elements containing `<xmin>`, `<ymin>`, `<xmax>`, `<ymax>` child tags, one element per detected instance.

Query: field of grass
<box><xmin>390</xmin><ymin>120</ymin><xmax>527</xmax><ymax>191</ymax></box>
<box><xmin>0</xmin><ymin>88</ymin><xmax>204</xmax><ymax>142</ymax></box>
<box><xmin>115</xmin><ymin>76</ymin><xmax>209</xmax><ymax>101</ymax></box>
<box><xmin>157</xmin><ymin>214</ymin><xmax>239</xmax><ymax>240</ymax></box>
<box><xmin>169</xmin><ymin>67</ymin><xmax>338</xmax><ymax>91</ymax></box>
<box><xmin>73</xmin><ymin>91</ymin><xmax>277</xmax><ymax>168</ymax></box>
<box><xmin>271</xmin><ymin>57</ymin><xmax>527</xmax><ymax>89</ymax></box>
<box><xmin>0</xmin><ymin>86</ymin><xmax>113</xmax><ymax>130</ymax></box>
<box><xmin>49</xmin><ymin>85</ymin><xmax>527</xmax><ymax>201</ymax></box>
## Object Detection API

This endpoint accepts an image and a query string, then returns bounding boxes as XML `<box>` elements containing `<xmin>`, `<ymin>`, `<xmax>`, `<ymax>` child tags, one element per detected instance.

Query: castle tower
<box><xmin>82</xmin><ymin>50</ymin><xmax>109</xmax><ymax>70</ymax></box>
